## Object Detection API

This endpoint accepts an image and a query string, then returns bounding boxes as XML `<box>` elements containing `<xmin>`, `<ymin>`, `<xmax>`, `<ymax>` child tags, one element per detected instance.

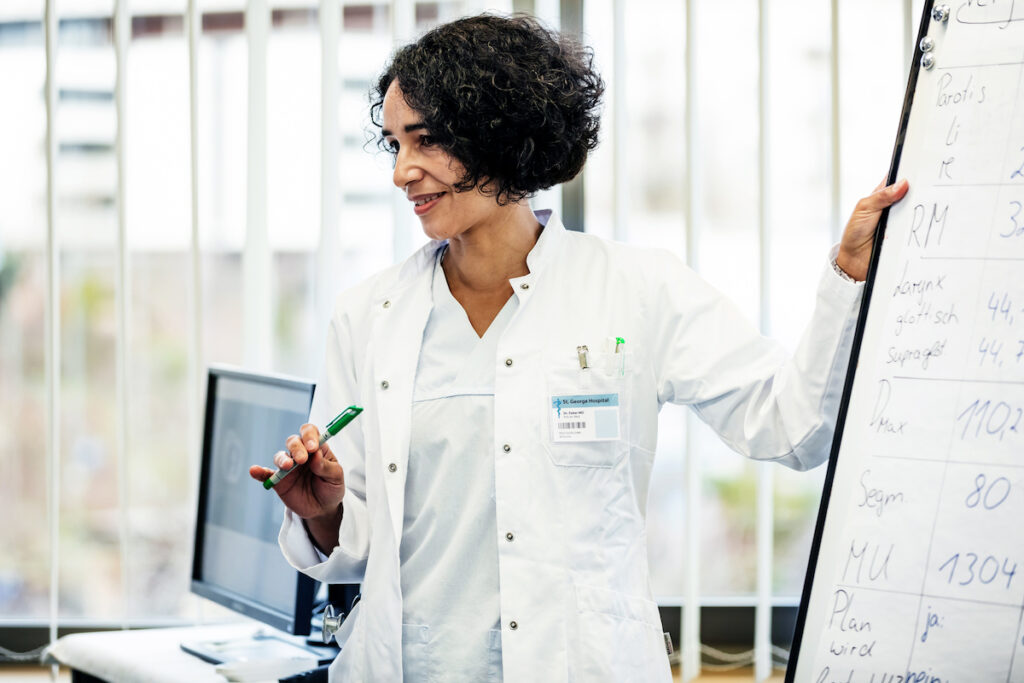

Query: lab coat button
<box><xmin>505</xmin><ymin>532</ymin><xmax>514</xmax><ymax>542</ymax></box>
<box><xmin>504</xmin><ymin>358</ymin><xmax>513</xmax><ymax>367</ymax></box>
<box><xmin>381</xmin><ymin>380</ymin><xmax>389</xmax><ymax>390</ymax></box>
<box><xmin>388</xmin><ymin>463</ymin><xmax>397</xmax><ymax>473</ymax></box>
<box><xmin>520</xmin><ymin>283</ymin><xmax>529</xmax><ymax>290</ymax></box>
<box><xmin>382</xmin><ymin>300</ymin><xmax>391</xmax><ymax>309</ymax></box>
<box><xmin>509</xmin><ymin>621</ymin><xmax>518</xmax><ymax>630</ymax></box>
<box><xmin>502</xmin><ymin>444</ymin><xmax>511</xmax><ymax>453</ymax></box>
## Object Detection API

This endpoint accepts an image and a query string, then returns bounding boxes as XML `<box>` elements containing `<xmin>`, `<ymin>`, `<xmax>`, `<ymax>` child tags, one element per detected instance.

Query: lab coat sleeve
<box><xmin>651</xmin><ymin>246</ymin><xmax>863</xmax><ymax>470</ymax></box>
<box><xmin>279</xmin><ymin>306</ymin><xmax>370</xmax><ymax>584</ymax></box>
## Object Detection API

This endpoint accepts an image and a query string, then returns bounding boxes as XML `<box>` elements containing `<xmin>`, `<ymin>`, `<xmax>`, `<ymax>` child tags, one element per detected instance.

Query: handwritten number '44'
<box><xmin>987</xmin><ymin>291</ymin><xmax>1015</xmax><ymax>325</ymax></box>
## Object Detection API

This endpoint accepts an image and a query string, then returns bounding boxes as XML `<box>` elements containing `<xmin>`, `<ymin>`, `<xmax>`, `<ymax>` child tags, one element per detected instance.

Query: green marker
<box><xmin>263</xmin><ymin>406</ymin><xmax>363</xmax><ymax>490</ymax></box>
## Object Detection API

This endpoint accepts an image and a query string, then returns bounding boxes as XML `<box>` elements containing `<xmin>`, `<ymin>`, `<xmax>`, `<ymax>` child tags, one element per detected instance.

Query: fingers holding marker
<box><xmin>249</xmin><ymin>465</ymin><xmax>272</xmax><ymax>482</ymax></box>
<box><xmin>320</xmin><ymin>442</ymin><xmax>338</xmax><ymax>463</ymax></box>
<box><xmin>308</xmin><ymin>442</ymin><xmax>340</xmax><ymax>476</ymax></box>
<box><xmin>261</xmin><ymin>407</ymin><xmax>362</xmax><ymax>491</ymax></box>
<box><xmin>299</xmin><ymin>423</ymin><xmax>322</xmax><ymax>453</ymax></box>
<box><xmin>285</xmin><ymin>433</ymin><xmax>309</xmax><ymax>466</ymax></box>
<box><xmin>273</xmin><ymin>450</ymin><xmax>295</xmax><ymax>470</ymax></box>
<box><xmin>310</xmin><ymin>445</ymin><xmax>346</xmax><ymax>488</ymax></box>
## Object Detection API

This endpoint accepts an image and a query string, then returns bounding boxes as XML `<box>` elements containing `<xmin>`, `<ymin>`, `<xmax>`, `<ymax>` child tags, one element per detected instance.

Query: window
<box><xmin>1</xmin><ymin>0</ymin><xmax>925</xmax><ymax>673</ymax></box>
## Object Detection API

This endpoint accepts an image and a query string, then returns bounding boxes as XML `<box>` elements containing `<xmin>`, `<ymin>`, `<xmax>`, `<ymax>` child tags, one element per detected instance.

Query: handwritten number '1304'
<box><xmin>939</xmin><ymin>553</ymin><xmax>1017</xmax><ymax>589</ymax></box>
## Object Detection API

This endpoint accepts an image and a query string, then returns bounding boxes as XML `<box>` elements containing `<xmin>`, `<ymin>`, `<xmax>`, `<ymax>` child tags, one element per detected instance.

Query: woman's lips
<box><xmin>412</xmin><ymin>192</ymin><xmax>445</xmax><ymax>216</ymax></box>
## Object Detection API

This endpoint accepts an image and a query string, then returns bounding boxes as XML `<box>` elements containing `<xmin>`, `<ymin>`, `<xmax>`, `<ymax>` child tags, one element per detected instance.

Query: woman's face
<box><xmin>381</xmin><ymin>80</ymin><xmax>501</xmax><ymax>242</ymax></box>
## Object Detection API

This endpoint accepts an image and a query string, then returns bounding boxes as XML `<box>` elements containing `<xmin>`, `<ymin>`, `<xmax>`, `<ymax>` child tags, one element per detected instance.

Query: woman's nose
<box><xmin>392</xmin><ymin>149</ymin><xmax>423</xmax><ymax>188</ymax></box>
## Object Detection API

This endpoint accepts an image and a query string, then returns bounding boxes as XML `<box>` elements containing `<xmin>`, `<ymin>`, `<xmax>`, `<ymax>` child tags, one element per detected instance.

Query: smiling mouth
<box><xmin>413</xmin><ymin>192</ymin><xmax>446</xmax><ymax>215</ymax></box>
<box><xmin>414</xmin><ymin>192</ymin><xmax>445</xmax><ymax>206</ymax></box>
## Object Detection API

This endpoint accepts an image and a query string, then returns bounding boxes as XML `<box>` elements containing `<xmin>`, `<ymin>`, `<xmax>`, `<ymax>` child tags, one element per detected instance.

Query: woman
<box><xmin>250</xmin><ymin>14</ymin><xmax>908</xmax><ymax>682</ymax></box>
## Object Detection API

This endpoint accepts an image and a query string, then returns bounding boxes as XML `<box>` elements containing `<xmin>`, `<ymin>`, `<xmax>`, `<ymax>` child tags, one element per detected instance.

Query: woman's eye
<box><xmin>386</xmin><ymin>139</ymin><xmax>399</xmax><ymax>153</ymax></box>
<box><xmin>420</xmin><ymin>135</ymin><xmax>435</xmax><ymax>147</ymax></box>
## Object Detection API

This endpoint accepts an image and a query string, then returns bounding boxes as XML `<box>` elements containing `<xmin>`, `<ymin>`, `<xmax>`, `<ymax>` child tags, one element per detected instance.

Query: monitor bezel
<box><xmin>190</xmin><ymin>365</ymin><xmax>318</xmax><ymax>636</ymax></box>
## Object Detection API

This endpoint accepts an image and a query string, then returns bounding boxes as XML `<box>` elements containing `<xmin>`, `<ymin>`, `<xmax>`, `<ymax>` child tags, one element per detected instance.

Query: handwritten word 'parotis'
<box><xmin>935</xmin><ymin>72</ymin><xmax>987</xmax><ymax>108</ymax></box>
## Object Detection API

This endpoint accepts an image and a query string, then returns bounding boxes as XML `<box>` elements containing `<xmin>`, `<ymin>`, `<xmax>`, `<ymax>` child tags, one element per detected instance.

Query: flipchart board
<box><xmin>787</xmin><ymin>2</ymin><xmax>1024</xmax><ymax>682</ymax></box>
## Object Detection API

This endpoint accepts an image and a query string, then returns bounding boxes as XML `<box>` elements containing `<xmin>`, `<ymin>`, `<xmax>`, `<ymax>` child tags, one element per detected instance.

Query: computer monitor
<box><xmin>185</xmin><ymin>366</ymin><xmax>342</xmax><ymax>666</ymax></box>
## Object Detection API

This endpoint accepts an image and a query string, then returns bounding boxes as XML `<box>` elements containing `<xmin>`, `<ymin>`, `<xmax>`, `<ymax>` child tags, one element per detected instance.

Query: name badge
<box><xmin>550</xmin><ymin>393</ymin><xmax>620</xmax><ymax>442</ymax></box>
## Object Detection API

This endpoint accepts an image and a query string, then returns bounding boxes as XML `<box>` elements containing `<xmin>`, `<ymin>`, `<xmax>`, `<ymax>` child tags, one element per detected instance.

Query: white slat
<box><xmin>245</xmin><ymin>0</ymin><xmax>273</xmax><ymax>369</ymax></box>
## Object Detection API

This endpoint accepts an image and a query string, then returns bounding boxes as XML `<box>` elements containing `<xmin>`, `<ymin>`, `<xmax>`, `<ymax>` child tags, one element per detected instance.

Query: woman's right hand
<box><xmin>249</xmin><ymin>423</ymin><xmax>346</xmax><ymax>522</ymax></box>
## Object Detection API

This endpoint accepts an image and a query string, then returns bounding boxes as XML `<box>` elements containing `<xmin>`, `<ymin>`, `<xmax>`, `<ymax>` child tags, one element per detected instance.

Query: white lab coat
<box><xmin>279</xmin><ymin>210</ymin><xmax>863</xmax><ymax>682</ymax></box>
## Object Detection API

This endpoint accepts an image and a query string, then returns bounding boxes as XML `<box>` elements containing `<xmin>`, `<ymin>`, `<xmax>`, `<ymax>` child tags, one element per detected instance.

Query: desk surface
<box><xmin>43</xmin><ymin>623</ymin><xmax>314</xmax><ymax>683</ymax></box>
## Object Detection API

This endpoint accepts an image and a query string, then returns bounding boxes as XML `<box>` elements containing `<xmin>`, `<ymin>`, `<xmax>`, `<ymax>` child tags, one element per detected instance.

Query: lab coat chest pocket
<box><xmin>543</xmin><ymin>350</ymin><xmax>633</xmax><ymax>468</ymax></box>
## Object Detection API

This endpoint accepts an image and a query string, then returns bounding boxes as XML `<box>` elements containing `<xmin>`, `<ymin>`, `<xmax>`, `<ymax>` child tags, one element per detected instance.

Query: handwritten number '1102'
<box><xmin>956</xmin><ymin>398</ymin><xmax>1023</xmax><ymax>440</ymax></box>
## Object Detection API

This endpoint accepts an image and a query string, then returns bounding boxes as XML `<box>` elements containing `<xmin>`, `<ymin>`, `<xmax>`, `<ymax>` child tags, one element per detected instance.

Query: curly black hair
<box><xmin>370</xmin><ymin>14</ymin><xmax>605</xmax><ymax>205</ymax></box>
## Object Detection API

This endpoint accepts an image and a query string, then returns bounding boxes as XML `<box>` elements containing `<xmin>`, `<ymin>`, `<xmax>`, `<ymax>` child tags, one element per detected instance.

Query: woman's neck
<box><xmin>442</xmin><ymin>202</ymin><xmax>542</xmax><ymax>294</ymax></box>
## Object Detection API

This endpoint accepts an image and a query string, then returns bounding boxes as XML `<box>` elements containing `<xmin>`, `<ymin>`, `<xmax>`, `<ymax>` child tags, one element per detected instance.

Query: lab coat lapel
<box><xmin>369</xmin><ymin>253</ymin><xmax>435</xmax><ymax>547</ymax></box>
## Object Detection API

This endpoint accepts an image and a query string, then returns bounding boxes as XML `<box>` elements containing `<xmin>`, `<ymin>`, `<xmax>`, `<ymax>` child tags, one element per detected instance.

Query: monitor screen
<box><xmin>191</xmin><ymin>366</ymin><xmax>317</xmax><ymax>635</ymax></box>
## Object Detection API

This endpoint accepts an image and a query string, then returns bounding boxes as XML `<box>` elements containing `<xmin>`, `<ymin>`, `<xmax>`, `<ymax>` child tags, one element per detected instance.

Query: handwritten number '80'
<box><xmin>965</xmin><ymin>473</ymin><xmax>1011</xmax><ymax>510</ymax></box>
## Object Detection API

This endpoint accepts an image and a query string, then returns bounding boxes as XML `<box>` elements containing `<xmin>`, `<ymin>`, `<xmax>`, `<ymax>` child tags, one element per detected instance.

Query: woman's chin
<box><xmin>419</xmin><ymin>217</ymin><xmax>453</xmax><ymax>242</ymax></box>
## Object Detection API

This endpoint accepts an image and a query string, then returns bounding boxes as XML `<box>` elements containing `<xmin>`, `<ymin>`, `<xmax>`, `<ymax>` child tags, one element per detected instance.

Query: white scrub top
<box><xmin>400</xmin><ymin>248</ymin><xmax>516</xmax><ymax>681</ymax></box>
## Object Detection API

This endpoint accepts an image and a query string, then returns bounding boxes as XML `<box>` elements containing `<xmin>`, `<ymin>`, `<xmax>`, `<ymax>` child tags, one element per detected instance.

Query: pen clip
<box><xmin>577</xmin><ymin>345</ymin><xmax>589</xmax><ymax>370</ymax></box>
<box><xmin>325</xmin><ymin>405</ymin><xmax>363</xmax><ymax>435</ymax></box>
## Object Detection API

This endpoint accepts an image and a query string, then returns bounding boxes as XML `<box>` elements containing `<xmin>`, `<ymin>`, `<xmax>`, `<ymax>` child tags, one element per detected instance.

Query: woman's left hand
<box><xmin>837</xmin><ymin>178</ymin><xmax>910</xmax><ymax>282</ymax></box>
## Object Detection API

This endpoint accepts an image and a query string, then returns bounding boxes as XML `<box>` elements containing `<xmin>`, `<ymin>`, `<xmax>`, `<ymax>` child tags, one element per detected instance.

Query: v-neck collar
<box><xmin>433</xmin><ymin>245</ymin><xmax>518</xmax><ymax>341</ymax></box>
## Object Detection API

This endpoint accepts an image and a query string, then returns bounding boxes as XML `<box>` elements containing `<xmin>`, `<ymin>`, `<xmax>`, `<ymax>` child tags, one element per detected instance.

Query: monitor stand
<box><xmin>180</xmin><ymin>628</ymin><xmax>338</xmax><ymax>666</ymax></box>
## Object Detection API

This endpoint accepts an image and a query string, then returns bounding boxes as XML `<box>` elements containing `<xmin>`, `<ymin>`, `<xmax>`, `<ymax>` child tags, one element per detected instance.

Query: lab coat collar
<box><xmin>508</xmin><ymin>208</ymin><xmax>565</xmax><ymax>298</ymax></box>
<box><xmin>397</xmin><ymin>238</ymin><xmax>446</xmax><ymax>285</ymax></box>
<box><xmin>524</xmin><ymin>208</ymin><xmax>565</xmax><ymax>277</ymax></box>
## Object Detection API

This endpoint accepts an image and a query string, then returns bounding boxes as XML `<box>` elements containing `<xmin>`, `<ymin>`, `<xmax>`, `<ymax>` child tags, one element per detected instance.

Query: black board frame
<box><xmin>785</xmin><ymin>1</ymin><xmax>937</xmax><ymax>678</ymax></box>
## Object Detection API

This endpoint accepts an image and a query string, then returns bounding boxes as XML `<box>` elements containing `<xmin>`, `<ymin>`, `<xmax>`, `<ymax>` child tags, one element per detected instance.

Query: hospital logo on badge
<box><xmin>549</xmin><ymin>393</ymin><xmax>620</xmax><ymax>443</ymax></box>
